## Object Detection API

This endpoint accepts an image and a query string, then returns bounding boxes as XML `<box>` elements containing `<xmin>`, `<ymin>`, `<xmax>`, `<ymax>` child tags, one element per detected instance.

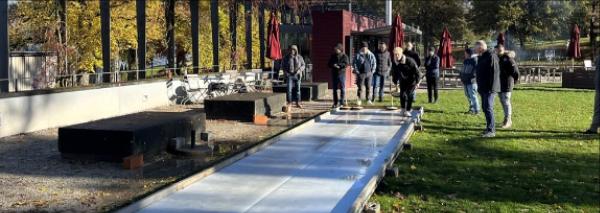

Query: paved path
<box><xmin>133</xmin><ymin>109</ymin><xmax>420</xmax><ymax>213</ymax></box>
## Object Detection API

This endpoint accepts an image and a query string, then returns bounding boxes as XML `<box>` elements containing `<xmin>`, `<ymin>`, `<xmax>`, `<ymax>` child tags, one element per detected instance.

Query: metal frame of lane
<box><xmin>115</xmin><ymin>107</ymin><xmax>424</xmax><ymax>213</ymax></box>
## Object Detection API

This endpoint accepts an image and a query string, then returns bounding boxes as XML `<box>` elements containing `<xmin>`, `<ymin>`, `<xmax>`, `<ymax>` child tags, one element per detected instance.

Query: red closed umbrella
<box><xmin>497</xmin><ymin>32</ymin><xmax>505</xmax><ymax>46</ymax></box>
<box><xmin>567</xmin><ymin>24</ymin><xmax>581</xmax><ymax>59</ymax></box>
<box><xmin>267</xmin><ymin>12</ymin><xmax>282</xmax><ymax>60</ymax></box>
<box><xmin>389</xmin><ymin>15</ymin><xmax>404</xmax><ymax>50</ymax></box>
<box><xmin>438</xmin><ymin>27</ymin><xmax>455</xmax><ymax>69</ymax></box>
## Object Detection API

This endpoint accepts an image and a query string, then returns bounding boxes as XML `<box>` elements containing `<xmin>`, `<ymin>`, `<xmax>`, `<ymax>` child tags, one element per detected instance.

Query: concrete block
<box><xmin>302</xmin><ymin>82</ymin><xmax>328</xmax><ymax>100</ymax></box>
<box><xmin>58</xmin><ymin>110</ymin><xmax>206</xmax><ymax>162</ymax></box>
<box><xmin>272</xmin><ymin>85</ymin><xmax>312</xmax><ymax>101</ymax></box>
<box><xmin>204</xmin><ymin>93</ymin><xmax>285</xmax><ymax>122</ymax></box>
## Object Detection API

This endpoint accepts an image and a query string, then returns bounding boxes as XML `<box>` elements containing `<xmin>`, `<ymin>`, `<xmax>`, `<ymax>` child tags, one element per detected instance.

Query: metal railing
<box><xmin>0</xmin><ymin>65</ymin><xmax>282</xmax><ymax>93</ymax></box>
<box><xmin>437</xmin><ymin>64</ymin><xmax>596</xmax><ymax>88</ymax></box>
<box><xmin>0</xmin><ymin>66</ymin><xmax>208</xmax><ymax>93</ymax></box>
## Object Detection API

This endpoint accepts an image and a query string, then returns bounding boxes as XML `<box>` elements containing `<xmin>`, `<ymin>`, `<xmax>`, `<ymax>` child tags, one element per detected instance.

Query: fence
<box><xmin>437</xmin><ymin>64</ymin><xmax>594</xmax><ymax>88</ymax></box>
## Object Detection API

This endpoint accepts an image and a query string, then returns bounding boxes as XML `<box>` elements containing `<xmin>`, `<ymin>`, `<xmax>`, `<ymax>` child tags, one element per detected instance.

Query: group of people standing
<box><xmin>329</xmin><ymin>41</ymin><xmax>430</xmax><ymax>117</ymax></box>
<box><xmin>465</xmin><ymin>41</ymin><xmax>519</xmax><ymax>137</ymax></box>
<box><xmin>286</xmin><ymin>40</ymin><xmax>598</xmax><ymax>137</ymax></box>
<box><xmin>327</xmin><ymin>39</ymin><xmax>520</xmax><ymax>137</ymax></box>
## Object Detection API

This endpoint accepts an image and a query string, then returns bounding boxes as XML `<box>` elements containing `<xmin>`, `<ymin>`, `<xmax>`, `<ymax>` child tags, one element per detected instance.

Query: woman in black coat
<box><xmin>391</xmin><ymin>47</ymin><xmax>421</xmax><ymax>117</ymax></box>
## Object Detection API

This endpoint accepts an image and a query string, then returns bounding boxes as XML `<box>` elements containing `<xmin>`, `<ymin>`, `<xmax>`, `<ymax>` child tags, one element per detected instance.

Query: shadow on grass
<box><xmin>513</xmin><ymin>87</ymin><xmax>595</xmax><ymax>93</ymax></box>
<box><xmin>423</xmin><ymin>123</ymin><xmax>600</xmax><ymax>137</ymax></box>
<box><xmin>377</xmin><ymin>129</ymin><xmax>600</xmax><ymax>208</ymax></box>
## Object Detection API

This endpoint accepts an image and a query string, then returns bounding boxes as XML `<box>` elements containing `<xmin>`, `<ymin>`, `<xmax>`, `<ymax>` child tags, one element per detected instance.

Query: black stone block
<box><xmin>58</xmin><ymin>110</ymin><xmax>206</xmax><ymax>162</ymax></box>
<box><xmin>204</xmin><ymin>92</ymin><xmax>286</xmax><ymax>121</ymax></box>
<box><xmin>302</xmin><ymin>82</ymin><xmax>328</xmax><ymax>100</ymax></box>
<box><xmin>272</xmin><ymin>85</ymin><xmax>312</xmax><ymax>101</ymax></box>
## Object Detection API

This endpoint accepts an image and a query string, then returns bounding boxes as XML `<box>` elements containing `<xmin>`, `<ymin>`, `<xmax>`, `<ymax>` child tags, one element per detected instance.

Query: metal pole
<box><xmin>0</xmin><ymin>1</ymin><xmax>7</xmax><ymax>92</ymax></box>
<box><xmin>190</xmin><ymin>0</ymin><xmax>199</xmax><ymax>74</ymax></box>
<box><xmin>211</xmin><ymin>0</ymin><xmax>219</xmax><ymax>72</ymax></box>
<box><xmin>58</xmin><ymin>0</ymin><xmax>69</xmax><ymax>83</ymax></box>
<box><xmin>137</xmin><ymin>0</ymin><xmax>146</xmax><ymax>78</ymax></box>
<box><xmin>245</xmin><ymin>0</ymin><xmax>252</xmax><ymax>69</ymax></box>
<box><xmin>259</xmin><ymin>2</ymin><xmax>265</xmax><ymax>69</ymax></box>
<box><xmin>385</xmin><ymin>0</ymin><xmax>392</xmax><ymax>25</ymax></box>
<box><xmin>100</xmin><ymin>0</ymin><xmax>111</xmax><ymax>83</ymax></box>
<box><xmin>166</xmin><ymin>0</ymin><xmax>176</xmax><ymax>73</ymax></box>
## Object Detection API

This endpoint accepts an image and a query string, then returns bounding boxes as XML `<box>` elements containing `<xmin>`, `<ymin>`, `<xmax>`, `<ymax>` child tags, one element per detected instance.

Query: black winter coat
<box><xmin>404</xmin><ymin>50</ymin><xmax>421</xmax><ymax>67</ymax></box>
<box><xmin>475</xmin><ymin>50</ymin><xmax>501</xmax><ymax>93</ymax></box>
<box><xmin>392</xmin><ymin>56</ymin><xmax>421</xmax><ymax>87</ymax></box>
<box><xmin>328</xmin><ymin>53</ymin><xmax>349</xmax><ymax>76</ymax></box>
<box><xmin>499</xmin><ymin>54</ymin><xmax>519</xmax><ymax>92</ymax></box>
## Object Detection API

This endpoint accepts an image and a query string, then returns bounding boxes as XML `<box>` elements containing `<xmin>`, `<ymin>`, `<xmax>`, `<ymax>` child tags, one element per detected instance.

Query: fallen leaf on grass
<box><xmin>393</xmin><ymin>191</ymin><xmax>406</xmax><ymax>200</ymax></box>
<box><xmin>32</xmin><ymin>200</ymin><xmax>49</xmax><ymax>208</ymax></box>
<box><xmin>10</xmin><ymin>201</ymin><xmax>27</xmax><ymax>207</ymax></box>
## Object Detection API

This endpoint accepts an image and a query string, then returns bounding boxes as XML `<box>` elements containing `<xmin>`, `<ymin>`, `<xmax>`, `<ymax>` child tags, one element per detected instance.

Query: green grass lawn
<box><xmin>371</xmin><ymin>85</ymin><xmax>599</xmax><ymax>212</ymax></box>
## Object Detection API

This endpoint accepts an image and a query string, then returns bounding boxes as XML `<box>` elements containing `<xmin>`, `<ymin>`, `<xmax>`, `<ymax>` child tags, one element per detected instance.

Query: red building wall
<box><xmin>311</xmin><ymin>10</ymin><xmax>354</xmax><ymax>89</ymax></box>
<box><xmin>311</xmin><ymin>10</ymin><xmax>385</xmax><ymax>89</ymax></box>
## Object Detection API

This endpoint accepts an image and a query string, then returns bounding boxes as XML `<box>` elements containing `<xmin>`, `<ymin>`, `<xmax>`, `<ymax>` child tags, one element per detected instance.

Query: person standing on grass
<box><xmin>404</xmin><ymin>42</ymin><xmax>421</xmax><ymax>103</ymax></box>
<box><xmin>585</xmin><ymin>54</ymin><xmax>600</xmax><ymax>134</ymax></box>
<box><xmin>282</xmin><ymin>45</ymin><xmax>306</xmax><ymax>109</ymax></box>
<box><xmin>461</xmin><ymin>48</ymin><xmax>480</xmax><ymax>114</ymax></box>
<box><xmin>474</xmin><ymin>40</ymin><xmax>500</xmax><ymax>138</ymax></box>
<box><xmin>404</xmin><ymin>42</ymin><xmax>421</xmax><ymax>67</ymax></box>
<box><xmin>392</xmin><ymin>47</ymin><xmax>421</xmax><ymax>117</ymax></box>
<box><xmin>353</xmin><ymin>41</ymin><xmax>377</xmax><ymax>106</ymax></box>
<box><xmin>425</xmin><ymin>46</ymin><xmax>441</xmax><ymax>103</ymax></box>
<box><xmin>496</xmin><ymin>44</ymin><xmax>520</xmax><ymax>129</ymax></box>
<box><xmin>328</xmin><ymin>43</ymin><xmax>349</xmax><ymax>108</ymax></box>
<box><xmin>372</xmin><ymin>41</ymin><xmax>392</xmax><ymax>103</ymax></box>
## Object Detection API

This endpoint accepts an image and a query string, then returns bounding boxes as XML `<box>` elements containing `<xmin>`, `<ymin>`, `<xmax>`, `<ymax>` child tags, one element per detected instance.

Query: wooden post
<box><xmin>190</xmin><ymin>0</ymin><xmax>199</xmax><ymax>74</ymax></box>
<box><xmin>137</xmin><ymin>0</ymin><xmax>146</xmax><ymax>78</ymax></box>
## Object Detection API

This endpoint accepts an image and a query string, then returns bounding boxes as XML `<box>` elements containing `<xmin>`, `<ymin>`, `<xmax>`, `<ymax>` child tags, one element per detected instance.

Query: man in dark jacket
<box><xmin>392</xmin><ymin>47</ymin><xmax>421</xmax><ymax>117</ymax></box>
<box><xmin>475</xmin><ymin>40</ymin><xmax>500</xmax><ymax>137</ymax></box>
<box><xmin>372</xmin><ymin>41</ymin><xmax>392</xmax><ymax>102</ymax></box>
<box><xmin>496</xmin><ymin>44</ymin><xmax>520</xmax><ymax>129</ymax></box>
<box><xmin>282</xmin><ymin>45</ymin><xmax>306</xmax><ymax>108</ymax></box>
<box><xmin>461</xmin><ymin>48</ymin><xmax>480</xmax><ymax>114</ymax></box>
<box><xmin>404</xmin><ymin>42</ymin><xmax>421</xmax><ymax>102</ymax></box>
<box><xmin>328</xmin><ymin>43</ymin><xmax>349</xmax><ymax>108</ymax></box>
<box><xmin>404</xmin><ymin>42</ymin><xmax>421</xmax><ymax>67</ymax></box>
<box><xmin>424</xmin><ymin>47</ymin><xmax>440</xmax><ymax>103</ymax></box>
<box><xmin>353</xmin><ymin>41</ymin><xmax>377</xmax><ymax>106</ymax></box>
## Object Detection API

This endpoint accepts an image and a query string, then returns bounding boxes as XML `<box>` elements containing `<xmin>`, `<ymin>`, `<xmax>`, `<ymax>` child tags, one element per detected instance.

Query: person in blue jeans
<box><xmin>282</xmin><ymin>45</ymin><xmax>306</xmax><ymax>108</ymax></box>
<box><xmin>474</xmin><ymin>40</ymin><xmax>500</xmax><ymax>138</ymax></box>
<box><xmin>328</xmin><ymin>43</ymin><xmax>349</xmax><ymax>108</ymax></box>
<box><xmin>372</xmin><ymin>42</ymin><xmax>392</xmax><ymax>102</ymax></box>
<box><xmin>460</xmin><ymin>48</ymin><xmax>480</xmax><ymax>114</ymax></box>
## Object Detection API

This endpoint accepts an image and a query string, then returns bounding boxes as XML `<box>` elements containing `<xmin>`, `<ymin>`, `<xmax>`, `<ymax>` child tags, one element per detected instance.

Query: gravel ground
<box><xmin>0</xmin><ymin>101</ymin><xmax>324</xmax><ymax>212</ymax></box>
<box><xmin>0</xmin><ymin>86</ymin><xmax>421</xmax><ymax>212</ymax></box>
